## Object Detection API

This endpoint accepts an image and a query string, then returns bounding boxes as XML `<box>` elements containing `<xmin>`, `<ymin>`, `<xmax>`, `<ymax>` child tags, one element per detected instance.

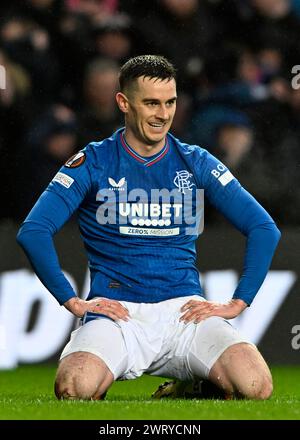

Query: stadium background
<box><xmin>0</xmin><ymin>0</ymin><xmax>299</xmax><ymax>369</ymax></box>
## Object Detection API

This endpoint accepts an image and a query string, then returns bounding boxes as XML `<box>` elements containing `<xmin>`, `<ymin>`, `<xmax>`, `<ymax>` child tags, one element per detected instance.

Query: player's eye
<box><xmin>167</xmin><ymin>100</ymin><xmax>176</xmax><ymax>106</ymax></box>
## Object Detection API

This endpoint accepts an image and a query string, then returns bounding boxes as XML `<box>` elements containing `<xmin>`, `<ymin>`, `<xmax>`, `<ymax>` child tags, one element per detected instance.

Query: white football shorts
<box><xmin>60</xmin><ymin>295</ymin><xmax>253</xmax><ymax>381</ymax></box>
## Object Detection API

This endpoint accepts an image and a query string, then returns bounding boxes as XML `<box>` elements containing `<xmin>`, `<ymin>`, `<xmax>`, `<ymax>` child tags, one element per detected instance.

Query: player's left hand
<box><xmin>180</xmin><ymin>299</ymin><xmax>247</xmax><ymax>324</ymax></box>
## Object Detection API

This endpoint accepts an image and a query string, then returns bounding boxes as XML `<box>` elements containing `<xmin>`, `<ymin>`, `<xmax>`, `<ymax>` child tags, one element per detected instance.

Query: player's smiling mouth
<box><xmin>148</xmin><ymin>122</ymin><xmax>166</xmax><ymax>129</ymax></box>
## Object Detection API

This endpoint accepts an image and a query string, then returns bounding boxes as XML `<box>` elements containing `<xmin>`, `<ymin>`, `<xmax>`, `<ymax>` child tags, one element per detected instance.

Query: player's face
<box><xmin>120</xmin><ymin>76</ymin><xmax>177</xmax><ymax>151</ymax></box>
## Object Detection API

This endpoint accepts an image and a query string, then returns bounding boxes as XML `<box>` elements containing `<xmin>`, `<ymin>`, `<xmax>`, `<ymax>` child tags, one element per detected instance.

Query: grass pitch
<box><xmin>0</xmin><ymin>365</ymin><xmax>299</xmax><ymax>420</ymax></box>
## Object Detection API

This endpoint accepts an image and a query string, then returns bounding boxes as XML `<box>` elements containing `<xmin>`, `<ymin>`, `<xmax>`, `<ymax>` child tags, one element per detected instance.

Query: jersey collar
<box><xmin>120</xmin><ymin>130</ymin><xmax>169</xmax><ymax>167</ymax></box>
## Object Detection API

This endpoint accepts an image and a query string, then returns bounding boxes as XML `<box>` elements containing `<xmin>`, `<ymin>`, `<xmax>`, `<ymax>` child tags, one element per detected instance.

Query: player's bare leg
<box><xmin>208</xmin><ymin>342</ymin><xmax>273</xmax><ymax>400</ymax></box>
<box><xmin>54</xmin><ymin>351</ymin><xmax>114</xmax><ymax>400</ymax></box>
<box><xmin>152</xmin><ymin>342</ymin><xmax>272</xmax><ymax>400</ymax></box>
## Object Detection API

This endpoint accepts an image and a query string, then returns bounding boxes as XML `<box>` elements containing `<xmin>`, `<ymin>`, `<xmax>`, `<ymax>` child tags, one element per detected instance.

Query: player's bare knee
<box><xmin>238</xmin><ymin>370</ymin><xmax>273</xmax><ymax>400</ymax></box>
<box><xmin>55</xmin><ymin>370</ymin><xmax>105</xmax><ymax>400</ymax></box>
<box><xmin>54</xmin><ymin>364</ymin><xmax>77</xmax><ymax>400</ymax></box>
<box><xmin>209</xmin><ymin>342</ymin><xmax>273</xmax><ymax>400</ymax></box>
<box><xmin>55</xmin><ymin>380</ymin><xmax>73</xmax><ymax>400</ymax></box>
<box><xmin>54</xmin><ymin>352</ymin><xmax>109</xmax><ymax>400</ymax></box>
<box><xmin>72</xmin><ymin>375</ymin><xmax>100</xmax><ymax>400</ymax></box>
<box><xmin>253</xmin><ymin>375</ymin><xmax>273</xmax><ymax>400</ymax></box>
<box><xmin>260</xmin><ymin>380</ymin><xmax>273</xmax><ymax>400</ymax></box>
<box><xmin>244</xmin><ymin>348</ymin><xmax>273</xmax><ymax>400</ymax></box>
<box><xmin>54</xmin><ymin>371</ymin><xmax>75</xmax><ymax>400</ymax></box>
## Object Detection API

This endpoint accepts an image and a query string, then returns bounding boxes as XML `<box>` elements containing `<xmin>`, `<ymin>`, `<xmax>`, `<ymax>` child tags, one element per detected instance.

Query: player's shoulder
<box><xmin>168</xmin><ymin>132</ymin><xmax>211</xmax><ymax>163</ymax></box>
<box><xmin>82</xmin><ymin>130</ymin><xmax>120</xmax><ymax>164</ymax></box>
<box><xmin>169</xmin><ymin>132</ymin><xmax>235</xmax><ymax>187</ymax></box>
<box><xmin>60</xmin><ymin>130</ymin><xmax>120</xmax><ymax>181</ymax></box>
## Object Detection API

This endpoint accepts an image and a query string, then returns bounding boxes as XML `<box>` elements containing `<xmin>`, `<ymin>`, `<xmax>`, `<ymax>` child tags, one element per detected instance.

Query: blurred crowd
<box><xmin>0</xmin><ymin>0</ymin><xmax>300</xmax><ymax>225</ymax></box>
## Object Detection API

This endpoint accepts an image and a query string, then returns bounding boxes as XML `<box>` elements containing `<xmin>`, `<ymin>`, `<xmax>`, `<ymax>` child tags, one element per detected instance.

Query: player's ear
<box><xmin>116</xmin><ymin>92</ymin><xmax>129</xmax><ymax>113</ymax></box>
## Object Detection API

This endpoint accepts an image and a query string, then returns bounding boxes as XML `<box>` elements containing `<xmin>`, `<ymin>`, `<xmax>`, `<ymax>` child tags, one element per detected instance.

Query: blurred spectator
<box><xmin>78</xmin><ymin>58</ymin><xmax>122</xmax><ymax>145</ymax></box>
<box><xmin>171</xmin><ymin>93</ymin><xmax>192</xmax><ymax>139</ymax></box>
<box><xmin>127</xmin><ymin>0</ymin><xmax>215</xmax><ymax>90</ymax></box>
<box><xmin>239</xmin><ymin>0</ymin><xmax>300</xmax><ymax>72</ymax></box>
<box><xmin>90</xmin><ymin>13</ymin><xmax>134</xmax><ymax>63</ymax></box>
<box><xmin>55</xmin><ymin>8</ymin><xmax>95</xmax><ymax>107</ymax></box>
<box><xmin>14</xmin><ymin>104</ymin><xmax>78</xmax><ymax>218</ymax></box>
<box><xmin>237</xmin><ymin>50</ymin><xmax>262</xmax><ymax>86</ymax></box>
<box><xmin>65</xmin><ymin>0</ymin><xmax>118</xmax><ymax>20</ymax></box>
<box><xmin>0</xmin><ymin>49</ymin><xmax>31</xmax><ymax>220</ymax></box>
<box><xmin>0</xmin><ymin>15</ymin><xmax>60</xmax><ymax>106</ymax></box>
<box><xmin>0</xmin><ymin>0</ymin><xmax>299</xmax><ymax>225</ymax></box>
<box><xmin>252</xmin><ymin>0</ymin><xmax>291</xmax><ymax>18</ymax></box>
<box><xmin>292</xmin><ymin>0</ymin><xmax>300</xmax><ymax>16</ymax></box>
<box><xmin>188</xmin><ymin>105</ymin><xmax>252</xmax><ymax>153</ymax></box>
<box><xmin>0</xmin><ymin>49</ymin><xmax>31</xmax><ymax>105</ymax></box>
<box><xmin>215</xmin><ymin>123</ymin><xmax>253</xmax><ymax>169</ymax></box>
<box><xmin>20</xmin><ymin>0</ymin><xmax>64</xmax><ymax>31</ymax></box>
<box><xmin>253</xmin><ymin>85</ymin><xmax>300</xmax><ymax>223</ymax></box>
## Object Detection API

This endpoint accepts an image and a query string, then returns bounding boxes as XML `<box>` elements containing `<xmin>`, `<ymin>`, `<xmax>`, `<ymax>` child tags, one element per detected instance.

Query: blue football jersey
<box><xmin>17</xmin><ymin>128</ymin><xmax>280</xmax><ymax>305</ymax></box>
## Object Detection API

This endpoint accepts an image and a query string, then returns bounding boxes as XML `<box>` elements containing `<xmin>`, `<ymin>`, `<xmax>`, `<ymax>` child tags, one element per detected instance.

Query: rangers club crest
<box><xmin>173</xmin><ymin>170</ymin><xmax>195</xmax><ymax>194</ymax></box>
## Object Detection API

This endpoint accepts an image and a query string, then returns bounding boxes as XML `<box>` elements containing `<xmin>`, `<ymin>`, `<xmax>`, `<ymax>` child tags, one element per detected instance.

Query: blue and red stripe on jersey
<box><xmin>120</xmin><ymin>131</ymin><xmax>169</xmax><ymax>167</ymax></box>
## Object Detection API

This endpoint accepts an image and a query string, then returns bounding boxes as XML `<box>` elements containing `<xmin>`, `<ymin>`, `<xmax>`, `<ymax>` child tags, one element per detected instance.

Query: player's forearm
<box><xmin>208</xmin><ymin>181</ymin><xmax>281</xmax><ymax>305</ymax></box>
<box><xmin>233</xmin><ymin>222</ymin><xmax>281</xmax><ymax>305</ymax></box>
<box><xmin>17</xmin><ymin>223</ymin><xmax>76</xmax><ymax>305</ymax></box>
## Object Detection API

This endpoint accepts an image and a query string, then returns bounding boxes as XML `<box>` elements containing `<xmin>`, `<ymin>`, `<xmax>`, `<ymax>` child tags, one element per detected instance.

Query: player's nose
<box><xmin>156</xmin><ymin>105</ymin><xmax>169</xmax><ymax>121</ymax></box>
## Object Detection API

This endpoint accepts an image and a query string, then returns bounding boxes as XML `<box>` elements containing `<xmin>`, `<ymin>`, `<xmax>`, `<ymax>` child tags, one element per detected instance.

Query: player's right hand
<box><xmin>63</xmin><ymin>297</ymin><xmax>130</xmax><ymax>321</ymax></box>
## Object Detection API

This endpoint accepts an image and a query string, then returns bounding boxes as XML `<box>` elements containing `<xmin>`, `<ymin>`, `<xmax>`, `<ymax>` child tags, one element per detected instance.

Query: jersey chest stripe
<box><xmin>120</xmin><ymin>132</ymin><xmax>147</xmax><ymax>163</ymax></box>
<box><xmin>146</xmin><ymin>138</ymin><xmax>170</xmax><ymax>167</ymax></box>
<box><xmin>120</xmin><ymin>131</ymin><xmax>170</xmax><ymax>166</ymax></box>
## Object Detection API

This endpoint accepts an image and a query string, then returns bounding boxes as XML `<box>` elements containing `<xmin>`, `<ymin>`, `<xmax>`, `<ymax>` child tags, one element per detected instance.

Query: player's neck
<box><xmin>123</xmin><ymin>129</ymin><xmax>166</xmax><ymax>157</ymax></box>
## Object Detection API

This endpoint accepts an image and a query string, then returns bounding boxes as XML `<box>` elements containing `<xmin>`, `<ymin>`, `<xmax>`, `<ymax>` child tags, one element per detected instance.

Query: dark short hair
<box><xmin>119</xmin><ymin>55</ymin><xmax>176</xmax><ymax>92</ymax></box>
